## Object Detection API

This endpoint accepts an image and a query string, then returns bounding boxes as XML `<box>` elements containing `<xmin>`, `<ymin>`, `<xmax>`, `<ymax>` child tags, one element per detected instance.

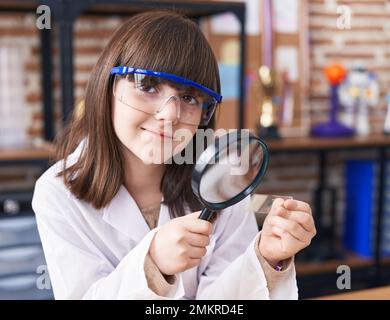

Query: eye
<box><xmin>182</xmin><ymin>95</ymin><xmax>198</xmax><ymax>105</ymax></box>
<box><xmin>137</xmin><ymin>84</ymin><xmax>158</xmax><ymax>93</ymax></box>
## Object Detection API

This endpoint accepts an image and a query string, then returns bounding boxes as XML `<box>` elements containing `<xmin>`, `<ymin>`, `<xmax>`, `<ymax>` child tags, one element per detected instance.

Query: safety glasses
<box><xmin>111</xmin><ymin>67</ymin><xmax>222</xmax><ymax>126</ymax></box>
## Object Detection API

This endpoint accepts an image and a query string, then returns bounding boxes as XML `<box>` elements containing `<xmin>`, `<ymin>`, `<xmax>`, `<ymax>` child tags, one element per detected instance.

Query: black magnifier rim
<box><xmin>191</xmin><ymin>132</ymin><xmax>269</xmax><ymax>211</ymax></box>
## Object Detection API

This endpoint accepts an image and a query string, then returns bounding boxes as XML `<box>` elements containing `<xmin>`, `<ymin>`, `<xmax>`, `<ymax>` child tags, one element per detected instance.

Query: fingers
<box><xmin>180</xmin><ymin>212</ymin><xmax>213</xmax><ymax>235</ymax></box>
<box><xmin>185</xmin><ymin>220</ymin><xmax>213</xmax><ymax>235</ymax></box>
<box><xmin>275</xmin><ymin>208</ymin><xmax>315</xmax><ymax>233</ymax></box>
<box><xmin>285</xmin><ymin>211</ymin><xmax>315</xmax><ymax>233</ymax></box>
<box><xmin>268</xmin><ymin>215</ymin><xmax>310</xmax><ymax>243</ymax></box>
<box><xmin>263</xmin><ymin>198</ymin><xmax>315</xmax><ymax>258</ymax></box>
<box><xmin>274</xmin><ymin>205</ymin><xmax>290</xmax><ymax>218</ymax></box>
<box><xmin>182</xmin><ymin>211</ymin><xmax>202</xmax><ymax>219</ymax></box>
<box><xmin>186</xmin><ymin>233</ymin><xmax>210</xmax><ymax>247</ymax></box>
<box><xmin>187</xmin><ymin>258</ymin><xmax>202</xmax><ymax>269</ymax></box>
<box><xmin>271</xmin><ymin>225</ymin><xmax>302</xmax><ymax>252</ymax></box>
<box><xmin>188</xmin><ymin>245</ymin><xmax>207</xmax><ymax>259</ymax></box>
<box><xmin>269</xmin><ymin>198</ymin><xmax>285</xmax><ymax>216</ymax></box>
<box><xmin>283</xmin><ymin>199</ymin><xmax>312</xmax><ymax>215</ymax></box>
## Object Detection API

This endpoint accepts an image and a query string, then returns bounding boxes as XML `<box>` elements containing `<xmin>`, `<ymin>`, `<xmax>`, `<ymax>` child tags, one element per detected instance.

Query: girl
<box><xmin>32</xmin><ymin>10</ymin><xmax>316</xmax><ymax>300</ymax></box>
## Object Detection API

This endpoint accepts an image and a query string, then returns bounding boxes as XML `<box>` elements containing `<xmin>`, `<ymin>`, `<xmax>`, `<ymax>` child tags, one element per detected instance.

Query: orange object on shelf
<box><xmin>324</xmin><ymin>63</ymin><xmax>347</xmax><ymax>86</ymax></box>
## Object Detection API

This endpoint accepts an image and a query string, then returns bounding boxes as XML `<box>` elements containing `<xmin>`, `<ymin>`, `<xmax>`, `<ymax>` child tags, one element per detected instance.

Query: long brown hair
<box><xmin>55</xmin><ymin>10</ymin><xmax>221</xmax><ymax>218</ymax></box>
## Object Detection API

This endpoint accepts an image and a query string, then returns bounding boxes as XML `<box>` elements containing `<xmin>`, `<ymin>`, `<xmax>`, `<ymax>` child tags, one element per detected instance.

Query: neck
<box><xmin>122</xmin><ymin>148</ymin><xmax>165</xmax><ymax>195</ymax></box>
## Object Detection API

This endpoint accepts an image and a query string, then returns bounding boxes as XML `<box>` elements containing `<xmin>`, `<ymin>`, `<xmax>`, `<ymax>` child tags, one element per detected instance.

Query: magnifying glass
<box><xmin>192</xmin><ymin>131</ymin><xmax>269</xmax><ymax>221</ymax></box>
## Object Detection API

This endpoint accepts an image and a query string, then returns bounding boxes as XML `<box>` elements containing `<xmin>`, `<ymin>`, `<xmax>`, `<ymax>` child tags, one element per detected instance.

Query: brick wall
<box><xmin>0</xmin><ymin>12</ymin><xmax>125</xmax><ymax>190</ymax></box>
<box><xmin>308</xmin><ymin>0</ymin><xmax>390</xmax><ymax>131</ymax></box>
<box><xmin>0</xmin><ymin>13</ymin><xmax>125</xmax><ymax>139</ymax></box>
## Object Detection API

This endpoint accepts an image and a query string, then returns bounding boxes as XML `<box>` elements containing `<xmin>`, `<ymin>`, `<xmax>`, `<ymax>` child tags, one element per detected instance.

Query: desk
<box><xmin>0</xmin><ymin>142</ymin><xmax>54</xmax><ymax>165</ymax></box>
<box><xmin>316</xmin><ymin>286</ymin><xmax>390</xmax><ymax>300</ymax></box>
<box><xmin>266</xmin><ymin>133</ymin><xmax>390</xmax><ymax>152</ymax></box>
<box><xmin>0</xmin><ymin>143</ymin><xmax>54</xmax><ymax>220</ymax></box>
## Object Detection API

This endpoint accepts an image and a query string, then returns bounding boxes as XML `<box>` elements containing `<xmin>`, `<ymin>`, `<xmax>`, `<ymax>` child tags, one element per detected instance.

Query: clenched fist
<box><xmin>259</xmin><ymin>198</ymin><xmax>316</xmax><ymax>267</ymax></box>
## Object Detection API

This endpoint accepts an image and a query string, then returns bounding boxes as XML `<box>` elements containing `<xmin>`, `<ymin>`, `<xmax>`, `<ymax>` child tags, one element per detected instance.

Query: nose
<box><xmin>155</xmin><ymin>95</ymin><xmax>180</xmax><ymax>124</ymax></box>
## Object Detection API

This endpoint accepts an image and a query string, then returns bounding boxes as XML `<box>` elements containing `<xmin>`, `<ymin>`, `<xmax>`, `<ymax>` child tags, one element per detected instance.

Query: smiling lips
<box><xmin>141</xmin><ymin>127</ymin><xmax>174</xmax><ymax>140</ymax></box>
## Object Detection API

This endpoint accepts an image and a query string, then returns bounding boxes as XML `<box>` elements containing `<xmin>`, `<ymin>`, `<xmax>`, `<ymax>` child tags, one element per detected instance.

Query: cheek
<box><xmin>112</xmin><ymin>101</ymin><xmax>144</xmax><ymax>144</ymax></box>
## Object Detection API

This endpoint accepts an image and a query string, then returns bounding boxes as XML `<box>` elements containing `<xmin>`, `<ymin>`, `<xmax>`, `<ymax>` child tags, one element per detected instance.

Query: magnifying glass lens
<box><xmin>199</xmin><ymin>140</ymin><xmax>264</xmax><ymax>203</ymax></box>
<box><xmin>192</xmin><ymin>132</ymin><xmax>269</xmax><ymax>221</ymax></box>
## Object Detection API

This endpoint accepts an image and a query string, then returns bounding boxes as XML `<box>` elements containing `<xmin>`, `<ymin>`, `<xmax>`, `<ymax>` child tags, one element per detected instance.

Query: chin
<box><xmin>136</xmin><ymin>143</ymin><xmax>172</xmax><ymax>165</ymax></box>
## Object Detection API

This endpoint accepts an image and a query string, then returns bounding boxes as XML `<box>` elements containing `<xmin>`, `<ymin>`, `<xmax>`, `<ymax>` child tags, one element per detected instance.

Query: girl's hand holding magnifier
<box><xmin>149</xmin><ymin>212</ymin><xmax>213</xmax><ymax>276</ymax></box>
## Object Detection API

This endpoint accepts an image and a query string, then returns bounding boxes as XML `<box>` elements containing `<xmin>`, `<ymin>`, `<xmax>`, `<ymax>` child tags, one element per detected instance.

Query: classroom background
<box><xmin>1</xmin><ymin>0</ymin><xmax>390</xmax><ymax>299</ymax></box>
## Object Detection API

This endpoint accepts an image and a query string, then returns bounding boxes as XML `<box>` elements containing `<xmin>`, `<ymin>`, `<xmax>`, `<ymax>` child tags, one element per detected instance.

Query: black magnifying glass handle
<box><xmin>198</xmin><ymin>207</ymin><xmax>215</xmax><ymax>221</ymax></box>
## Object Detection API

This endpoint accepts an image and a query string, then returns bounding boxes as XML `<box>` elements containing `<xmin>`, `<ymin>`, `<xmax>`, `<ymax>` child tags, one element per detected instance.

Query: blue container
<box><xmin>344</xmin><ymin>160</ymin><xmax>375</xmax><ymax>257</ymax></box>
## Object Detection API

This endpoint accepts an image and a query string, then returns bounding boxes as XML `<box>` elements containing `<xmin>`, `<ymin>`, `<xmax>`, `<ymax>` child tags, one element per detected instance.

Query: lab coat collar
<box><xmin>102</xmin><ymin>185</ymin><xmax>170</xmax><ymax>242</ymax></box>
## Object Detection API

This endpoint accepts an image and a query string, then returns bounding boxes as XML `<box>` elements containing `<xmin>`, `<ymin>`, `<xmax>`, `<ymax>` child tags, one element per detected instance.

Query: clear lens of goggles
<box><xmin>113</xmin><ymin>74</ymin><xmax>217</xmax><ymax>126</ymax></box>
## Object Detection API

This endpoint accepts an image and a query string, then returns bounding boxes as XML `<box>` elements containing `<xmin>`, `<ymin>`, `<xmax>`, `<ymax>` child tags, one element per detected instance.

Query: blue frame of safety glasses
<box><xmin>110</xmin><ymin>66</ymin><xmax>223</xmax><ymax>104</ymax></box>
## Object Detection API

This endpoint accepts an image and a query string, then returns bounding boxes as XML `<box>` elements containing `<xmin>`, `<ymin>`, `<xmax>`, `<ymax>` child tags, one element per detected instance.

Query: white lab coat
<box><xmin>31</xmin><ymin>141</ymin><xmax>298</xmax><ymax>300</ymax></box>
